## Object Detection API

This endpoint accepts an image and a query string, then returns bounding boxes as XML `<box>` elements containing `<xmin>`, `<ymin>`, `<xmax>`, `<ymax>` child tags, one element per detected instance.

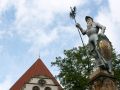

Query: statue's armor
<box><xmin>80</xmin><ymin>22</ymin><xmax>105</xmax><ymax>37</ymax></box>
<box><xmin>80</xmin><ymin>22</ymin><xmax>106</xmax><ymax>51</ymax></box>
<box><xmin>79</xmin><ymin>22</ymin><xmax>112</xmax><ymax>73</ymax></box>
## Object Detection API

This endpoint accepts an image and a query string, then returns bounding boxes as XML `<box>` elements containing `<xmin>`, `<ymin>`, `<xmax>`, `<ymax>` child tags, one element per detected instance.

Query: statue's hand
<box><xmin>76</xmin><ymin>23</ymin><xmax>81</xmax><ymax>29</ymax></box>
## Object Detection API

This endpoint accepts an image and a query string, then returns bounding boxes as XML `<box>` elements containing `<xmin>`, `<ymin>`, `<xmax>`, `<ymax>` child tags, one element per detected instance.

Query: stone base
<box><xmin>89</xmin><ymin>68</ymin><xmax>118</xmax><ymax>90</ymax></box>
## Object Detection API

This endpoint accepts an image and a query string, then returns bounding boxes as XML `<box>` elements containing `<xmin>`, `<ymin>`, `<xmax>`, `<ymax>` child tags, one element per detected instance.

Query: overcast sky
<box><xmin>0</xmin><ymin>0</ymin><xmax>120</xmax><ymax>90</ymax></box>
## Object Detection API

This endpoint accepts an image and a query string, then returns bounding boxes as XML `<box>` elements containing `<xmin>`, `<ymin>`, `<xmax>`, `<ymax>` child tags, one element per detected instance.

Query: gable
<box><xmin>22</xmin><ymin>75</ymin><xmax>59</xmax><ymax>90</ymax></box>
<box><xmin>10</xmin><ymin>58</ymin><xmax>63</xmax><ymax>90</ymax></box>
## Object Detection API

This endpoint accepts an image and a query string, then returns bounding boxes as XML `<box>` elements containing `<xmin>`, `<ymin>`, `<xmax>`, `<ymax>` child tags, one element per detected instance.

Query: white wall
<box><xmin>22</xmin><ymin>75</ymin><xmax>59</xmax><ymax>90</ymax></box>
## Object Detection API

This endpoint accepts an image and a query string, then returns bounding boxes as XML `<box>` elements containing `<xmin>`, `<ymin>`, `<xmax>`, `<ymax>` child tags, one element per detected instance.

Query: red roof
<box><xmin>10</xmin><ymin>58</ymin><xmax>63</xmax><ymax>90</ymax></box>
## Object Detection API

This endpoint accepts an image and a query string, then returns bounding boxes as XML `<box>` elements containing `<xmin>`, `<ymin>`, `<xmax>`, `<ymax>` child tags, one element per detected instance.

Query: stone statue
<box><xmin>76</xmin><ymin>16</ymin><xmax>112</xmax><ymax>73</ymax></box>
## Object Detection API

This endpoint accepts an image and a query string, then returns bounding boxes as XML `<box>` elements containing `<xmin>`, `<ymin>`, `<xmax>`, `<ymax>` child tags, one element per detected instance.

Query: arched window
<box><xmin>44</xmin><ymin>87</ymin><xmax>51</xmax><ymax>90</ymax></box>
<box><xmin>32</xmin><ymin>86</ymin><xmax>40</xmax><ymax>90</ymax></box>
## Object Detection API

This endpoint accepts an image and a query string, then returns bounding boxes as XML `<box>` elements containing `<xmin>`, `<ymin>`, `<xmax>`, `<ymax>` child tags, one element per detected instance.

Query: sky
<box><xmin>0</xmin><ymin>0</ymin><xmax>120</xmax><ymax>90</ymax></box>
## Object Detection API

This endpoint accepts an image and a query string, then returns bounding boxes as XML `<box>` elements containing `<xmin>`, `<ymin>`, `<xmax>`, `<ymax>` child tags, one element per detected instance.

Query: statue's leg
<box><xmin>89</xmin><ymin>34</ymin><xmax>106</xmax><ymax>68</ymax></box>
<box><xmin>94</xmin><ymin>48</ymin><xmax>106</xmax><ymax>67</ymax></box>
<box><xmin>95</xmin><ymin>46</ymin><xmax>112</xmax><ymax>73</ymax></box>
<box><xmin>94</xmin><ymin>39</ymin><xmax>111</xmax><ymax>71</ymax></box>
<box><xmin>95</xmin><ymin>55</ymin><xmax>103</xmax><ymax>67</ymax></box>
<box><xmin>89</xmin><ymin>41</ymin><xmax>104</xmax><ymax>67</ymax></box>
<box><xmin>106</xmin><ymin>60</ymin><xmax>112</xmax><ymax>73</ymax></box>
<box><xmin>92</xmin><ymin>38</ymin><xmax>107</xmax><ymax>68</ymax></box>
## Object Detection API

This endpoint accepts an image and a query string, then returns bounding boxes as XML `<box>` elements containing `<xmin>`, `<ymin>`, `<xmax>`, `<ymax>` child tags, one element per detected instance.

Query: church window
<box><xmin>45</xmin><ymin>87</ymin><xmax>51</xmax><ymax>90</ymax></box>
<box><xmin>32</xmin><ymin>86</ymin><xmax>40</xmax><ymax>90</ymax></box>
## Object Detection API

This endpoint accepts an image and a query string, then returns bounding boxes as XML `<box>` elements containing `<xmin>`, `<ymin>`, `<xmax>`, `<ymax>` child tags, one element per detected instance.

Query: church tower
<box><xmin>10</xmin><ymin>58</ymin><xmax>63</xmax><ymax>90</ymax></box>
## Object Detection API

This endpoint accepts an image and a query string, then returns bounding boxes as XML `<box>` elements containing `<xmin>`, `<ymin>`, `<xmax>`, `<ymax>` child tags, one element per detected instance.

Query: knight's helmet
<box><xmin>85</xmin><ymin>16</ymin><xmax>93</xmax><ymax>22</ymax></box>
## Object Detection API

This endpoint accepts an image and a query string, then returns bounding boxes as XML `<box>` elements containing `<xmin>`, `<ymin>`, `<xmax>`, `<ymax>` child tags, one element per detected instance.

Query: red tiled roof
<box><xmin>10</xmin><ymin>58</ymin><xmax>63</xmax><ymax>90</ymax></box>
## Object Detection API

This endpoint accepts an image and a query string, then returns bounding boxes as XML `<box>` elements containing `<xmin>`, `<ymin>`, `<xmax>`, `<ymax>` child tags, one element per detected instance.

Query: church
<box><xmin>10</xmin><ymin>58</ymin><xmax>63</xmax><ymax>90</ymax></box>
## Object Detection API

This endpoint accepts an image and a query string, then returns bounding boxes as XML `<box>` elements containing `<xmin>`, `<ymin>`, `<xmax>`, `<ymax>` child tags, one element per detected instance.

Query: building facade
<box><xmin>10</xmin><ymin>58</ymin><xmax>63</xmax><ymax>90</ymax></box>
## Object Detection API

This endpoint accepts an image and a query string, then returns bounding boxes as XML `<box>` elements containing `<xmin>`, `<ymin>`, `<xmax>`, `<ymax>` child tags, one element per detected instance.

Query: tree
<box><xmin>51</xmin><ymin>46</ymin><xmax>120</xmax><ymax>90</ymax></box>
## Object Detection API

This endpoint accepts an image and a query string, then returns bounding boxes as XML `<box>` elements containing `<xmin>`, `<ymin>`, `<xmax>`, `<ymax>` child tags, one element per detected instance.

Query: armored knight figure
<box><xmin>76</xmin><ymin>16</ymin><xmax>112</xmax><ymax>73</ymax></box>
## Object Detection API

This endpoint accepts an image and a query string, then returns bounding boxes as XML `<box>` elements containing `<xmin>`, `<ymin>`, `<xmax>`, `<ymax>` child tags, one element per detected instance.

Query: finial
<box><xmin>39</xmin><ymin>51</ymin><xmax>40</xmax><ymax>58</ymax></box>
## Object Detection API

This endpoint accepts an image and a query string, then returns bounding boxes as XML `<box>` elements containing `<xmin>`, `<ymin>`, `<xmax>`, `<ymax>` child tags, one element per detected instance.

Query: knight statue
<box><xmin>76</xmin><ymin>16</ymin><xmax>112</xmax><ymax>73</ymax></box>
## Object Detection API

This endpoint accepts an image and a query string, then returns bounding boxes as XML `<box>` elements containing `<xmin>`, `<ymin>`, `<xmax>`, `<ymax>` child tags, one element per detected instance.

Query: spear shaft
<box><xmin>73</xmin><ymin>17</ymin><xmax>85</xmax><ymax>47</ymax></box>
<box><xmin>70</xmin><ymin>6</ymin><xmax>91</xmax><ymax>73</ymax></box>
<box><xmin>70</xmin><ymin>7</ymin><xmax>85</xmax><ymax>47</ymax></box>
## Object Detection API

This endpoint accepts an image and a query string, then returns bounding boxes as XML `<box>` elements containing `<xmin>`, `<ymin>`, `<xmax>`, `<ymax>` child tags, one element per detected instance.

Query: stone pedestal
<box><xmin>89</xmin><ymin>68</ymin><xmax>118</xmax><ymax>90</ymax></box>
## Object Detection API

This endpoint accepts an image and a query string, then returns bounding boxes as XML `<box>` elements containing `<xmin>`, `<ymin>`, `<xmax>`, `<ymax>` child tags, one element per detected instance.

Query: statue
<box><xmin>69</xmin><ymin>7</ymin><xmax>119</xmax><ymax>90</ymax></box>
<box><xmin>76</xmin><ymin>16</ymin><xmax>112</xmax><ymax>73</ymax></box>
<box><xmin>69</xmin><ymin>6</ymin><xmax>112</xmax><ymax>74</ymax></box>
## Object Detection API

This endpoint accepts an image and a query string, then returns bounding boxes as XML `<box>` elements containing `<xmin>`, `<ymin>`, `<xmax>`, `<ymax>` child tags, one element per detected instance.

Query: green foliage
<box><xmin>112</xmin><ymin>52</ymin><xmax>120</xmax><ymax>85</ymax></box>
<box><xmin>51</xmin><ymin>46</ymin><xmax>120</xmax><ymax>90</ymax></box>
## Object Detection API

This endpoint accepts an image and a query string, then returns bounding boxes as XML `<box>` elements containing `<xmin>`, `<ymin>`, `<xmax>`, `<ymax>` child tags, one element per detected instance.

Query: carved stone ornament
<box><xmin>38</xmin><ymin>79</ymin><xmax>46</xmax><ymax>87</ymax></box>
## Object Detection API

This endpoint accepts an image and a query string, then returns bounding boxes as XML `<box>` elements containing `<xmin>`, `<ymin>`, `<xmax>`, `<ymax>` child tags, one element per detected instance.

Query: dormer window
<box><xmin>45</xmin><ymin>87</ymin><xmax>51</xmax><ymax>90</ymax></box>
<box><xmin>32</xmin><ymin>86</ymin><xmax>40</xmax><ymax>90</ymax></box>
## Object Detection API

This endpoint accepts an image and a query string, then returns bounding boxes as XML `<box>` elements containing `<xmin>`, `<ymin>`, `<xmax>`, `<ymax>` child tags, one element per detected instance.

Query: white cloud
<box><xmin>0</xmin><ymin>76</ymin><xmax>12</xmax><ymax>90</ymax></box>
<box><xmin>95</xmin><ymin>0</ymin><xmax>120</xmax><ymax>53</ymax></box>
<box><xmin>9</xmin><ymin>0</ymin><xmax>87</xmax><ymax>55</ymax></box>
<box><xmin>0</xmin><ymin>45</ymin><xmax>4</xmax><ymax>54</ymax></box>
<box><xmin>11</xmin><ymin>0</ymin><xmax>87</xmax><ymax>25</ymax></box>
<box><xmin>0</xmin><ymin>0</ymin><xmax>9</xmax><ymax>12</ymax></box>
<box><xmin>109</xmin><ymin>0</ymin><xmax>120</xmax><ymax>23</ymax></box>
<box><xmin>27</xmin><ymin>29</ymin><xmax>59</xmax><ymax>55</ymax></box>
<box><xmin>93</xmin><ymin>0</ymin><xmax>103</xmax><ymax>5</ymax></box>
<box><xmin>0</xmin><ymin>0</ymin><xmax>88</xmax><ymax>54</ymax></box>
<box><xmin>0</xmin><ymin>30</ymin><xmax>13</xmax><ymax>39</ymax></box>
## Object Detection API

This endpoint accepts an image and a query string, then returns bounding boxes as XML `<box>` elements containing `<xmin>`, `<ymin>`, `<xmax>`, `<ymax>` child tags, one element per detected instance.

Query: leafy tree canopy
<box><xmin>51</xmin><ymin>46</ymin><xmax>120</xmax><ymax>90</ymax></box>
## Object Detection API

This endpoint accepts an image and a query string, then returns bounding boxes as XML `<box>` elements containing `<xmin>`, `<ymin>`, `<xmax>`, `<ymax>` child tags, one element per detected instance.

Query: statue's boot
<box><xmin>106</xmin><ymin>60</ymin><xmax>112</xmax><ymax>74</ymax></box>
<box><xmin>95</xmin><ymin>48</ymin><xmax>107</xmax><ymax>68</ymax></box>
<box><xmin>96</xmin><ymin>58</ymin><xmax>106</xmax><ymax>69</ymax></box>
